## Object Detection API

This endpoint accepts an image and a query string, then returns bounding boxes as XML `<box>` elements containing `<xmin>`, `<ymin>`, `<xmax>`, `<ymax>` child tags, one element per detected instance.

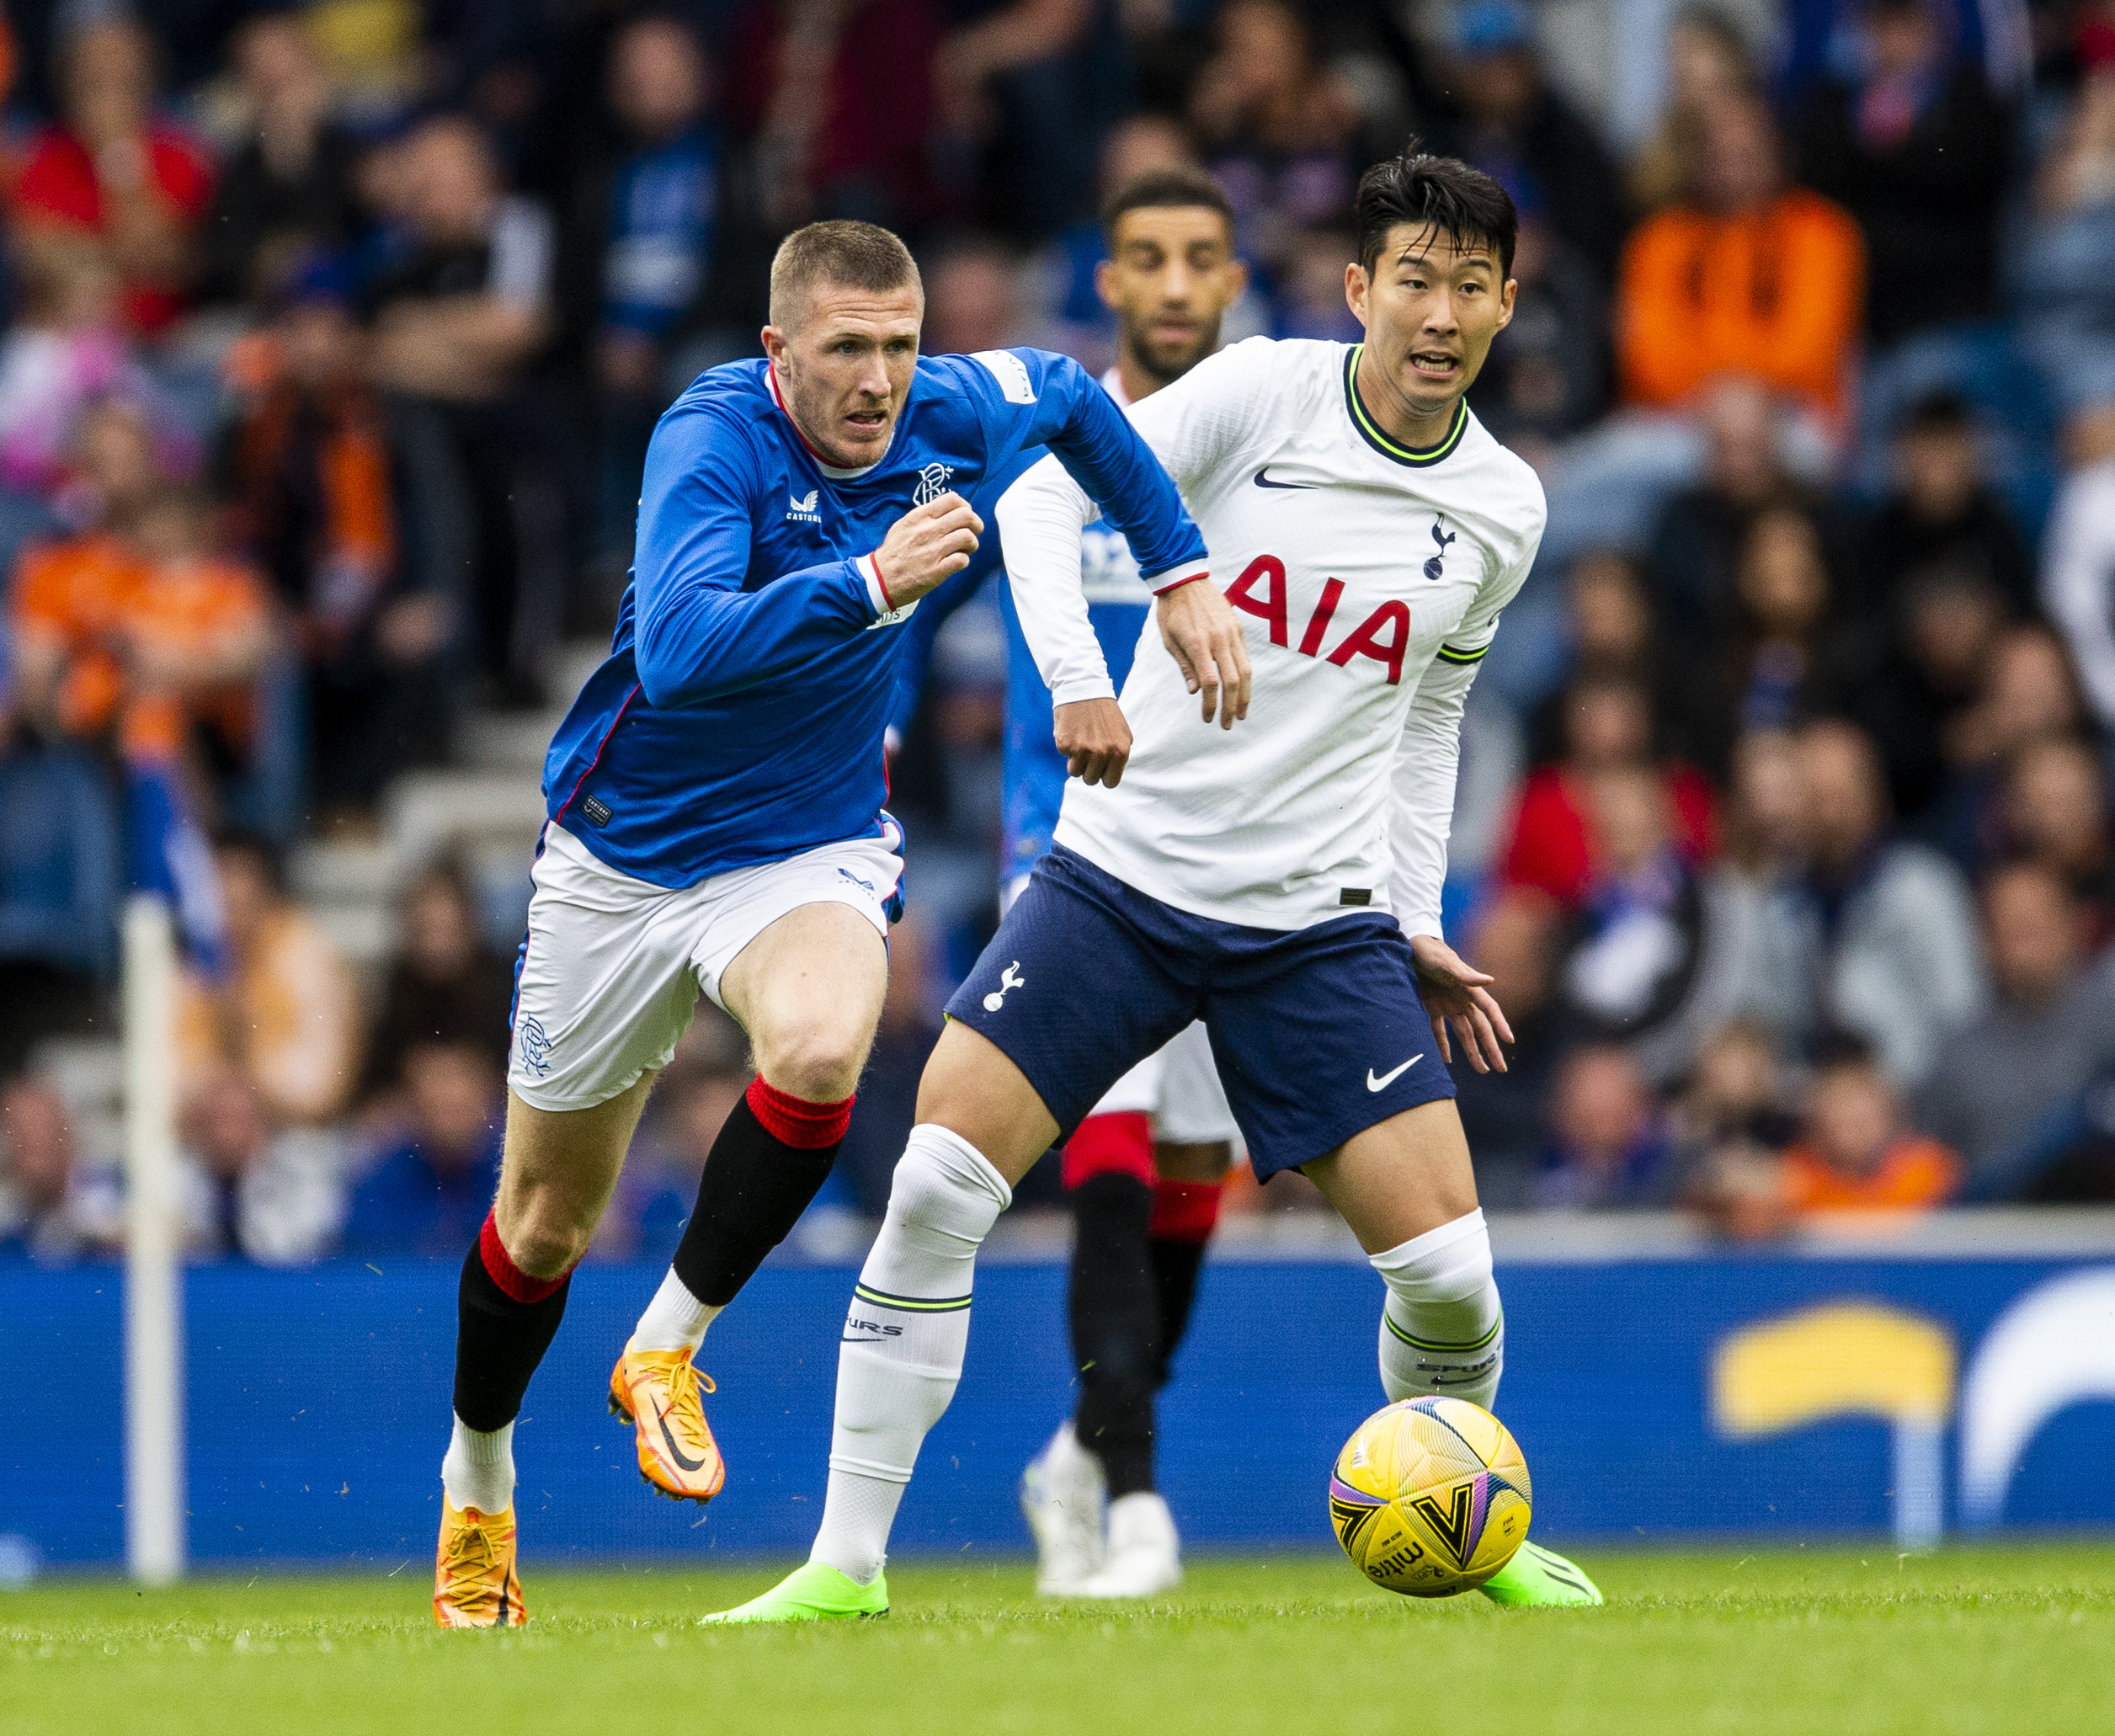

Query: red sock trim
<box><xmin>478</xmin><ymin>1211</ymin><xmax>573</xmax><ymax>1303</ymax></box>
<box><xmin>1149</xmin><ymin>1179</ymin><xmax>1223</xmax><ymax>1244</ymax></box>
<box><xmin>747</xmin><ymin>1076</ymin><xmax>855</xmax><ymax>1148</ymax></box>
<box><xmin>1062</xmin><ymin>1111</ymin><xmax>1157</xmax><ymax>1190</ymax></box>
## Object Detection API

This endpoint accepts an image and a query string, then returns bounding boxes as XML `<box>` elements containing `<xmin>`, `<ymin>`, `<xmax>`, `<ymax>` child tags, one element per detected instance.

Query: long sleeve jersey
<box><xmin>997</xmin><ymin>337</ymin><xmax>1546</xmax><ymax>935</ymax></box>
<box><xmin>540</xmin><ymin>348</ymin><xmax>1207</xmax><ymax>887</ymax></box>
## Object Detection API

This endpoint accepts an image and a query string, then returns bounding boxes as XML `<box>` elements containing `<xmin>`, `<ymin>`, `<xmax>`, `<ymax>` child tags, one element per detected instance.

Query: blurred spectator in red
<box><xmin>223</xmin><ymin>268</ymin><xmax>450</xmax><ymax>817</ymax></box>
<box><xmin>1500</xmin><ymin>672</ymin><xmax>1716</xmax><ymax>910</ymax></box>
<box><xmin>0</xmin><ymin>1074</ymin><xmax>115</xmax><ymax>1262</ymax></box>
<box><xmin>2043</xmin><ymin>402</ymin><xmax>2115</xmax><ymax>732</ymax></box>
<box><xmin>1617</xmin><ymin>93</ymin><xmax>1864</xmax><ymax>425</ymax></box>
<box><xmin>357</xmin><ymin>859</ymin><xmax>514</xmax><ymax>1110</ymax></box>
<box><xmin>727</xmin><ymin>0</ymin><xmax>943</xmax><ymax>233</ymax></box>
<box><xmin>13</xmin><ymin>15</ymin><xmax>213</xmax><ymax>340</ymax></box>
<box><xmin>1628</xmin><ymin>8</ymin><xmax>1759</xmax><ymax>213</ymax></box>
<box><xmin>1423</xmin><ymin>0</ymin><xmax>1627</xmax><ymax>285</ymax></box>
<box><xmin>360</xmin><ymin>114</ymin><xmax>557</xmax><ymax>708</ymax></box>
<box><xmin>1916</xmin><ymin>863</ymin><xmax>2115</xmax><ymax>1193</ymax></box>
<box><xmin>339</xmin><ymin>1041</ymin><xmax>502</xmax><ymax>1258</ymax></box>
<box><xmin>1793</xmin><ymin>0</ymin><xmax>2013</xmax><ymax>349</ymax></box>
<box><xmin>178</xmin><ymin>1063</ymin><xmax>344</xmax><ymax>1265</ymax></box>
<box><xmin>557</xmin><ymin>13</ymin><xmax>721</xmax><ymax>584</ymax></box>
<box><xmin>1188</xmin><ymin>0</ymin><xmax>1364</xmax><ymax>300</ymax></box>
<box><xmin>1856</xmin><ymin>391</ymin><xmax>2035</xmax><ymax>622</ymax></box>
<box><xmin>1532</xmin><ymin>1044</ymin><xmax>1675</xmax><ymax>1210</ymax></box>
<box><xmin>178</xmin><ymin>835</ymin><xmax>360</xmax><ymax>1129</ymax></box>
<box><xmin>1780</xmin><ymin>1039</ymin><xmax>1960</xmax><ymax>1213</ymax></box>
<box><xmin>2000</xmin><ymin>736</ymin><xmax>2115</xmax><ymax>950</ymax></box>
<box><xmin>200</xmin><ymin>13</ymin><xmax>365</xmax><ymax>309</ymax></box>
<box><xmin>1754</xmin><ymin>720</ymin><xmax>1987</xmax><ymax>1088</ymax></box>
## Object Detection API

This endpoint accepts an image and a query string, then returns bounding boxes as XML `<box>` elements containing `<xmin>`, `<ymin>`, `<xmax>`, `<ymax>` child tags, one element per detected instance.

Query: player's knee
<box><xmin>756</xmin><ymin>1017</ymin><xmax>868</xmax><ymax>1105</ymax></box>
<box><xmin>505</xmin><ymin>1206</ymin><xmax>593</xmax><ymax>1280</ymax></box>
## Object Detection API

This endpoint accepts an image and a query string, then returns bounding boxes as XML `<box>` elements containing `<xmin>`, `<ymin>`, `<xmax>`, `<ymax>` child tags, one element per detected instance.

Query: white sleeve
<box><xmin>1121</xmin><ymin>335</ymin><xmax>1291</xmax><ymax>493</ymax></box>
<box><xmin>2043</xmin><ymin>466</ymin><xmax>2115</xmax><ymax>730</ymax></box>
<box><xmin>1386</xmin><ymin>529</ymin><xmax>1541</xmax><ymax>940</ymax></box>
<box><xmin>997</xmin><ymin>453</ymin><xmax>1113</xmax><ymax>705</ymax></box>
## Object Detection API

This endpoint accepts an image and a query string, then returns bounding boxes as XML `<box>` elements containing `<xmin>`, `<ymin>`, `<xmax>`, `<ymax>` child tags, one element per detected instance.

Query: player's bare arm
<box><xmin>1154</xmin><ymin>575</ymin><xmax>1251</xmax><ymax>727</ymax></box>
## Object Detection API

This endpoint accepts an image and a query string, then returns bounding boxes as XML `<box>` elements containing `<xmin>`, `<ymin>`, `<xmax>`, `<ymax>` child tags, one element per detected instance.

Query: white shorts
<box><xmin>508</xmin><ymin>824</ymin><xmax>903</xmax><ymax>1112</ymax></box>
<box><xmin>1003</xmin><ymin>871</ymin><xmax>1238</xmax><ymax>1146</ymax></box>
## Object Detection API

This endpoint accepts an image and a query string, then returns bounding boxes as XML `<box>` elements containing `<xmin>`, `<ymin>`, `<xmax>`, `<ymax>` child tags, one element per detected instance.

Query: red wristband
<box><xmin>1152</xmin><ymin>569</ymin><xmax>1208</xmax><ymax>597</ymax></box>
<box><xmin>866</xmin><ymin>551</ymin><xmax>896</xmax><ymax>611</ymax></box>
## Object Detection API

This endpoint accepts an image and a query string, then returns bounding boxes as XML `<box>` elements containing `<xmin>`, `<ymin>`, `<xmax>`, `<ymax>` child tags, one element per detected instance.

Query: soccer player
<box><xmin>706</xmin><ymin>150</ymin><xmax>1601</xmax><ymax>1622</ymax></box>
<box><xmin>432</xmin><ymin>219</ymin><xmax>1245</xmax><ymax>1627</ymax></box>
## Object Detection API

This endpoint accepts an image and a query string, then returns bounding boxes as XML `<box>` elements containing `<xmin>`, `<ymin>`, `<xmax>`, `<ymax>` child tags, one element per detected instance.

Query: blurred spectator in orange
<box><xmin>13</xmin><ymin>16</ymin><xmax>213</xmax><ymax>339</ymax></box>
<box><xmin>1188</xmin><ymin>0</ymin><xmax>1363</xmax><ymax>297</ymax></box>
<box><xmin>1793</xmin><ymin>0</ymin><xmax>2013</xmax><ymax>349</ymax></box>
<box><xmin>357</xmin><ymin>859</ymin><xmax>514</xmax><ymax>1110</ymax></box>
<box><xmin>360</xmin><ymin>114</ymin><xmax>557</xmax><ymax>707</ymax></box>
<box><xmin>339</xmin><ymin>1041</ymin><xmax>502</xmax><ymax>1258</ymax></box>
<box><xmin>1855</xmin><ymin>391</ymin><xmax>2035</xmax><ymax>622</ymax></box>
<box><xmin>727</xmin><ymin>0</ymin><xmax>943</xmax><ymax>234</ymax></box>
<box><xmin>1916</xmin><ymin>863</ymin><xmax>2115</xmax><ymax>1192</ymax></box>
<box><xmin>178</xmin><ymin>835</ymin><xmax>360</xmax><ymax>1128</ymax></box>
<box><xmin>1616</xmin><ymin>93</ymin><xmax>1863</xmax><ymax>423</ymax></box>
<box><xmin>1780</xmin><ymin>1039</ymin><xmax>1959</xmax><ymax>1213</ymax></box>
<box><xmin>2043</xmin><ymin>402</ymin><xmax>2115</xmax><ymax>732</ymax></box>
<box><xmin>1628</xmin><ymin>8</ymin><xmax>1759</xmax><ymax>213</ymax></box>
<box><xmin>223</xmin><ymin>269</ymin><xmax>450</xmax><ymax>816</ymax></box>
<box><xmin>1500</xmin><ymin>671</ymin><xmax>1716</xmax><ymax>911</ymax></box>
<box><xmin>0</xmin><ymin>1073</ymin><xmax>115</xmax><ymax>1262</ymax></box>
<box><xmin>200</xmin><ymin>13</ymin><xmax>365</xmax><ymax>309</ymax></box>
<box><xmin>1423</xmin><ymin>0</ymin><xmax>1627</xmax><ymax>285</ymax></box>
<box><xmin>178</xmin><ymin>1063</ymin><xmax>344</xmax><ymax>1265</ymax></box>
<box><xmin>2000</xmin><ymin>736</ymin><xmax>2115</xmax><ymax>951</ymax></box>
<box><xmin>1532</xmin><ymin>1043</ymin><xmax>1675</xmax><ymax>1210</ymax></box>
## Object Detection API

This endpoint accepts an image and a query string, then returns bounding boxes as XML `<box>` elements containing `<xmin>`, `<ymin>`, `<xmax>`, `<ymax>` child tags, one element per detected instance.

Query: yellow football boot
<box><xmin>433</xmin><ymin>1499</ymin><xmax>525</xmax><ymax>1628</ymax></box>
<box><xmin>610</xmin><ymin>1345</ymin><xmax>727</xmax><ymax>1502</ymax></box>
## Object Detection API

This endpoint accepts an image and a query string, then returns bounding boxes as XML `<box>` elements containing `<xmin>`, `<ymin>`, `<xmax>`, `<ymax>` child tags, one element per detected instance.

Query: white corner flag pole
<box><xmin>123</xmin><ymin>895</ymin><xmax>185</xmax><ymax>1585</ymax></box>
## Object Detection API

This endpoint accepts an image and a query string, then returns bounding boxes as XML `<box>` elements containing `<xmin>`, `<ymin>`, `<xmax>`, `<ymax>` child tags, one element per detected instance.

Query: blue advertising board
<box><xmin>5</xmin><ymin>1219</ymin><xmax>2115</xmax><ymax>1569</ymax></box>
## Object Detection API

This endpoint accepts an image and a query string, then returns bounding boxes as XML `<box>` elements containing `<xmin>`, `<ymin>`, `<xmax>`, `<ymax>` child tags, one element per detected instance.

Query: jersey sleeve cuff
<box><xmin>1052</xmin><ymin>674</ymin><xmax>1117</xmax><ymax>706</ymax></box>
<box><xmin>1149</xmin><ymin>567</ymin><xmax>1209</xmax><ymax>597</ymax></box>
<box><xmin>860</xmin><ymin>552</ymin><xmax>894</xmax><ymax>615</ymax></box>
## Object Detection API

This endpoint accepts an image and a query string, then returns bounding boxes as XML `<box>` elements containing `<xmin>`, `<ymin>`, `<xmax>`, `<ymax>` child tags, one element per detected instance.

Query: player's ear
<box><xmin>1094</xmin><ymin>258</ymin><xmax>1120</xmax><ymax>314</ymax></box>
<box><xmin>760</xmin><ymin>324</ymin><xmax>788</xmax><ymax>368</ymax></box>
<box><xmin>1225</xmin><ymin>254</ymin><xmax>1250</xmax><ymax>301</ymax></box>
<box><xmin>1494</xmin><ymin>277</ymin><xmax>1518</xmax><ymax>333</ymax></box>
<box><xmin>1345</xmin><ymin>261</ymin><xmax>1369</xmax><ymax>330</ymax></box>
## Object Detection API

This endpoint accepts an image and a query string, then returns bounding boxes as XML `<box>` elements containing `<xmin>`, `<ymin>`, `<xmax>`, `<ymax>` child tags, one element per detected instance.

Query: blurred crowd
<box><xmin>10</xmin><ymin>0</ymin><xmax>2115</xmax><ymax>1265</ymax></box>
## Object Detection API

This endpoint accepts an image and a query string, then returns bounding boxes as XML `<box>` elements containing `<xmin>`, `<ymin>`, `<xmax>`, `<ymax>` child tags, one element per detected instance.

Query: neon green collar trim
<box><xmin>1343</xmin><ymin>343</ymin><xmax>1468</xmax><ymax>467</ymax></box>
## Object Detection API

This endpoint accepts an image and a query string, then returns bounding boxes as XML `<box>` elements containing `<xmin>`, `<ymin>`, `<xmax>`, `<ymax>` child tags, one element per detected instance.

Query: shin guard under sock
<box><xmin>670</xmin><ymin>1078</ymin><xmax>850</xmax><ymax>1308</ymax></box>
<box><xmin>1370</xmin><ymin>1208</ymin><xmax>1504</xmax><ymax>1409</ymax></box>
<box><xmin>452</xmin><ymin>1211</ymin><xmax>574</xmax><ymax>1435</ymax></box>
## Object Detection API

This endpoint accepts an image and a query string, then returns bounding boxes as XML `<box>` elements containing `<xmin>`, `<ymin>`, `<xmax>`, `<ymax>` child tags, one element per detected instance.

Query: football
<box><xmin>1328</xmin><ymin>1396</ymin><xmax>1532</xmax><ymax>1596</ymax></box>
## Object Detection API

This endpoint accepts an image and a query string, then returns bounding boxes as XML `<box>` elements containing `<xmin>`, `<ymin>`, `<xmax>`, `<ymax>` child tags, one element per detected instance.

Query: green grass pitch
<box><xmin>5</xmin><ymin>1545</ymin><xmax>2112</xmax><ymax>1735</ymax></box>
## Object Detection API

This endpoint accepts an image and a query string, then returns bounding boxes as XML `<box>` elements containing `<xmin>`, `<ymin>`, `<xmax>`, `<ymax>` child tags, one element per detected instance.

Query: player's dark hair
<box><xmin>1355</xmin><ymin>146</ymin><xmax>1518</xmax><ymax>281</ymax></box>
<box><xmin>1100</xmin><ymin>168</ymin><xmax>1234</xmax><ymax>248</ymax></box>
<box><xmin>770</xmin><ymin>220</ymin><xmax>922</xmax><ymax>327</ymax></box>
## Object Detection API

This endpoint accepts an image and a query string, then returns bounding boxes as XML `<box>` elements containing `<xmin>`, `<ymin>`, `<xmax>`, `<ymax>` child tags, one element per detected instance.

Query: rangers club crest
<box><xmin>913</xmin><ymin>462</ymin><xmax>955</xmax><ymax>506</ymax></box>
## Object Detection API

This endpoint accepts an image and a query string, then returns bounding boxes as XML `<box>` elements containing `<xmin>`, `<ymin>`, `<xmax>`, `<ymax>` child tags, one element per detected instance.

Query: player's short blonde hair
<box><xmin>769</xmin><ymin>221</ymin><xmax>923</xmax><ymax>331</ymax></box>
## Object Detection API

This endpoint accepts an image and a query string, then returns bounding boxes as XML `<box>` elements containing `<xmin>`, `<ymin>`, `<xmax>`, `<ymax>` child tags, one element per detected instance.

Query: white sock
<box><xmin>441</xmin><ymin>1417</ymin><xmax>515</xmax><ymax>1515</ymax></box>
<box><xmin>808</xmin><ymin>1124</ymin><xmax>1010</xmax><ymax>1585</ymax></box>
<box><xmin>629</xmin><ymin>1268</ymin><xmax>722</xmax><ymax>1354</ymax></box>
<box><xmin>1370</xmin><ymin>1208</ymin><xmax>1504</xmax><ymax>1410</ymax></box>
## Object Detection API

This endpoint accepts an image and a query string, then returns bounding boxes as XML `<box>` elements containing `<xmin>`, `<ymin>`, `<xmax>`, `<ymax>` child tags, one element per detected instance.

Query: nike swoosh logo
<box><xmin>653</xmin><ymin>1401</ymin><xmax>707</xmax><ymax>1473</ymax></box>
<box><xmin>1366</xmin><ymin>1055</ymin><xmax>1424</xmax><ymax>1092</ymax></box>
<box><xmin>1253</xmin><ymin>466</ymin><xmax>1316</xmax><ymax>489</ymax></box>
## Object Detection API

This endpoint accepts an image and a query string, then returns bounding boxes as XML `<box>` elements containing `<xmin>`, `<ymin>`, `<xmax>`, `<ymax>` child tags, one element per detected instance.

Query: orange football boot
<box><xmin>433</xmin><ymin>1499</ymin><xmax>525</xmax><ymax>1628</ymax></box>
<box><xmin>610</xmin><ymin>1345</ymin><xmax>727</xmax><ymax>1501</ymax></box>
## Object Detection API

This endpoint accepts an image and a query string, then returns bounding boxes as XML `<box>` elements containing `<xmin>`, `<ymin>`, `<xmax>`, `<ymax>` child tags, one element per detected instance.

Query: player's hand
<box><xmin>1155</xmin><ymin>578</ymin><xmax>1251</xmax><ymax>729</ymax></box>
<box><xmin>1408</xmin><ymin>935</ymin><xmax>1514</xmax><ymax>1075</ymax></box>
<box><xmin>1053</xmin><ymin>697</ymin><xmax>1131</xmax><ymax>787</ymax></box>
<box><xmin>873</xmin><ymin>492</ymin><xmax>984</xmax><ymax>606</ymax></box>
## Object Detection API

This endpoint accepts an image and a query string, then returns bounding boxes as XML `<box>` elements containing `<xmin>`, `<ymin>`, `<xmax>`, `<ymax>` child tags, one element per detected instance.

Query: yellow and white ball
<box><xmin>1328</xmin><ymin>1396</ymin><xmax>1532</xmax><ymax>1596</ymax></box>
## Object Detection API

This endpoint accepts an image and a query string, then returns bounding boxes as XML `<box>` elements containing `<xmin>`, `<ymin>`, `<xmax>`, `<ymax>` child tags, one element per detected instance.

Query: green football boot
<box><xmin>698</xmin><ymin>1561</ymin><xmax>889</xmax><ymax>1624</ymax></box>
<box><xmin>1478</xmin><ymin>1540</ymin><xmax>1603</xmax><ymax>1608</ymax></box>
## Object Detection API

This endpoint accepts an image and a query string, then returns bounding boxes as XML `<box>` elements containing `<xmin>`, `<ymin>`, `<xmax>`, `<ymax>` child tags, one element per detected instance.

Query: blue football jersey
<box><xmin>541</xmin><ymin>349</ymin><xmax>1207</xmax><ymax>888</ymax></box>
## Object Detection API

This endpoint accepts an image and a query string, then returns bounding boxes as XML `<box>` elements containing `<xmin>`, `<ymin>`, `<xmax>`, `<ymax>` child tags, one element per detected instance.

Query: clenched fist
<box><xmin>871</xmin><ymin>492</ymin><xmax>984</xmax><ymax>606</ymax></box>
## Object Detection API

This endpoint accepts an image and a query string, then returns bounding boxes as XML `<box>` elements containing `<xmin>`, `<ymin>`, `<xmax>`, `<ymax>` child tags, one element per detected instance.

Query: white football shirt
<box><xmin>997</xmin><ymin>336</ymin><xmax>1545</xmax><ymax>936</ymax></box>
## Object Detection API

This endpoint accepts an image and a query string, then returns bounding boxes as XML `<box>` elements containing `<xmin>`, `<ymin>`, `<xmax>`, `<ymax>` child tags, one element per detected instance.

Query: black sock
<box><xmin>1069</xmin><ymin>1172</ymin><xmax>1161</xmax><ymax>1499</ymax></box>
<box><xmin>671</xmin><ymin>1091</ymin><xmax>841</xmax><ymax>1307</ymax></box>
<box><xmin>1149</xmin><ymin>1236</ymin><xmax>1210</xmax><ymax>1388</ymax></box>
<box><xmin>453</xmin><ymin>1235</ymin><xmax>571</xmax><ymax>1433</ymax></box>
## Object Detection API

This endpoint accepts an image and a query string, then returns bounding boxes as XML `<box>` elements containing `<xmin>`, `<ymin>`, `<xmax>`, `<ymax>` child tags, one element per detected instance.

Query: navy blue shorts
<box><xmin>945</xmin><ymin>846</ymin><xmax>1456</xmax><ymax>1180</ymax></box>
